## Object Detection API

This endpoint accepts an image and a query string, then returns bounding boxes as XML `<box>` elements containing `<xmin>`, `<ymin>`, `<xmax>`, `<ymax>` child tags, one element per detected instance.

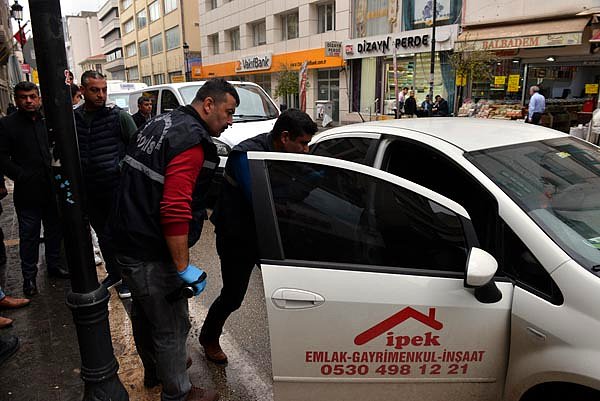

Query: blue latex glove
<box><xmin>178</xmin><ymin>265</ymin><xmax>207</xmax><ymax>296</ymax></box>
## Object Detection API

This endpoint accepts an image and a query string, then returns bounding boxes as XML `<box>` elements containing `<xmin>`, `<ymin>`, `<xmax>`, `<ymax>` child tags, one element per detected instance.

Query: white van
<box><xmin>106</xmin><ymin>81</ymin><xmax>148</xmax><ymax>112</ymax></box>
<box><xmin>127</xmin><ymin>81</ymin><xmax>279</xmax><ymax>169</ymax></box>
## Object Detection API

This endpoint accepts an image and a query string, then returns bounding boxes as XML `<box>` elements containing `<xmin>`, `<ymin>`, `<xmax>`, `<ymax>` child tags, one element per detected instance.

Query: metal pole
<box><xmin>428</xmin><ymin>0</ymin><xmax>437</xmax><ymax>102</ymax></box>
<box><xmin>27</xmin><ymin>1</ymin><xmax>128</xmax><ymax>399</ymax></box>
<box><xmin>393</xmin><ymin>45</ymin><xmax>398</xmax><ymax>118</ymax></box>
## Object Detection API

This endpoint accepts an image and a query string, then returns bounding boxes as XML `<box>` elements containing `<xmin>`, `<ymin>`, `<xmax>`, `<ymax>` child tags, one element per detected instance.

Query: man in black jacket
<box><xmin>200</xmin><ymin>109</ymin><xmax>317</xmax><ymax>364</ymax></box>
<box><xmin>131</xmin><ymin>96</ymin><xmax>153</xmax><ymax>128</ymax></box>
<box><xmin>0</xmin><ymin>82</ymin><xmax>69</xmax><ymax>296</ymax></box>
<box><xmin>74</xmin><ymin>71</ymin><xmax>137</xmax><ymax>298</ymax></box>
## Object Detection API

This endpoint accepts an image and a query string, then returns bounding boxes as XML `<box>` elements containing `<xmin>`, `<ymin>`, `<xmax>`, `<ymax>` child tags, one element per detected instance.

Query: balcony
<box><xmin>100</xmin><ymin>20</ymin><xmax>120</xmax><ymax>39</ymax></box>
<box><xmin>98</xmin><ymin>0</ymin><xmax>118</xmax><ymax>21</ymax></box>
<box><xmin>105</xmin><ymin>57</ymin><xmax>125</xmax><ymax>72</ymax></box>
<box><xmin>102</xmin><ymin>37</ymin><xmax>122</xmax><ymax>53</ymax></box>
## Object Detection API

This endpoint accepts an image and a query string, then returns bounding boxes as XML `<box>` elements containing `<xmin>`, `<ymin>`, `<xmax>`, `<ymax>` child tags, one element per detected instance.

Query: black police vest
<box><xmin>211</xmin><ymin>132</ymin><xmax>274</xmax><ymax>242</ymax></box>
<box><xmin>73</xmin><ymin>105</ymin><xmax>124</xmax><ymax>191</ymax></box>
<box><xmin>111</xmin><ymin>106</ymin><xmax>219</xmax><ymax>260</ymax></box>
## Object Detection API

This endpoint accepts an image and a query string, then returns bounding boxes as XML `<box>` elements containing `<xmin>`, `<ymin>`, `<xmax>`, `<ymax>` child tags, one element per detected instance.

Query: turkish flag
<box><xmin>13</xmin><ymin>23</ymin><xmax>28</xmax><ymax>47</ymax></box>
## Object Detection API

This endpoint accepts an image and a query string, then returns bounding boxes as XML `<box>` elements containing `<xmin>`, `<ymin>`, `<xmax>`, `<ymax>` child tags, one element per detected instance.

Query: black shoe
<box><xmin>23</xmin><ymin>279</ymin><xmax>37</xmax><ymax>297</ymax></box>
<box><xmin>117</xmin><ymin>283</ymin><xmax>131</xmax><ymax>299</ymax></box>
<box><xmin>47</xmin><ymin>266</ymin><xmax>70</xmax><ymax>279</ymax></box>
<box><xmin>0</xmin><ymin>335</ymin><xmax>19</xmax><ymax>367</ymax></box>
<box><xmin>101</xmin><ymin>274</ymin><xmax>121</xmax><ymax>289</ymax></box>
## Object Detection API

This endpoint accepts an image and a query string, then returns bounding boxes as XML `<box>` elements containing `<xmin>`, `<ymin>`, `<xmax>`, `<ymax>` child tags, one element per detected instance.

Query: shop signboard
<box><xmin>171</xmin><ymin>75</ymin><xmax>185</xmax><ymax>83</ymax></box>
<box><xmin>455</xmin><ymin>74</ymin><xmax>466</xmax><ymax>86</ymax></box>
<box><xmin>586</xmin><ymin>84</ymin><xmax>599</xmax><ymax>95</ymax></box>
<box><xmin>459</xmin><ymin>32</ymin><xmax>582</xmax><ymax>51</ymax></box>
<box><xmin>325</xmin><ymin>41</ymin><xmax>342</xmax><ymax>57</ymax></box>
<box><xmin>235</xmin><ymin>54</ymin><xmax>272</xmax><ymax>73</ymax></box>
<box><xmin>507</xmin><ymin>75</ymin><xmax>520</xmax><ymax>93</ymax></box>
<box><xmin>494</xmin><ymin>76</ymin><xmax>506</xmax><ymax>85</ymax></box>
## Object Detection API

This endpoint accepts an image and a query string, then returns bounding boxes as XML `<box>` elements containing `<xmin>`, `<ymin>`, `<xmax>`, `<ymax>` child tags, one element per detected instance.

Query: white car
<box><xmin>246</xmin><ymin>118</ymin><xmax>600</xmax><ymax>401</ymax></box>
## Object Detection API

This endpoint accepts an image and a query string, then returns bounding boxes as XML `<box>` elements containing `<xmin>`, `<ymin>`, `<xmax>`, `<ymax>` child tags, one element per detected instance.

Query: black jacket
<box><xmin>0</xmin><ymin>110</ymin><xmax>53</xmax><ymax>206</ymax></box>
<box><xmin>132</xmin><ymin>111</ymin><xmax>150</xmax><ymax>129</ymax></box>
<box><xmin>404</xmin><ymin>97</ymin><xmax>417</xmax><ymax>115</ymax></box>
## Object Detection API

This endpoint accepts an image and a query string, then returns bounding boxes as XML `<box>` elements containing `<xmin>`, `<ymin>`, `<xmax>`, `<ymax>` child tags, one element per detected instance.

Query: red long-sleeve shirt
<box><xmin>160</xmin><ymin>144</ymin><xmax>204</xmax><ymax>236</ymax></box>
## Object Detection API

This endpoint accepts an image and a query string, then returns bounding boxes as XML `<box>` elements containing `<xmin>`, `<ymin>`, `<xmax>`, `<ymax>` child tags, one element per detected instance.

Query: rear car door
<box><xmin>248</xmin><ymin>152</ymin><xmax>514</xmax><ymax>401</ymax></box>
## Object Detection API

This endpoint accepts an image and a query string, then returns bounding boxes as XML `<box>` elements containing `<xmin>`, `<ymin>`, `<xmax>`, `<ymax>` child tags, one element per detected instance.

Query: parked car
<box><xmin>246</xmin><ymin>118</ymin><xmax>600</xmax><ymax>401</ymax></box>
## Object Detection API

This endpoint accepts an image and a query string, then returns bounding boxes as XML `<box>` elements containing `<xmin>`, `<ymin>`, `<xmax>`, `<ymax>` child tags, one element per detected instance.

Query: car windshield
<box><xmin>179</xmin><ymin>84</ymin><xmax>279</xmax><ymax>121</ymax></box>
<box><xmin>107</xmin><ymin>93</ymin><xmax>130</xmax><ymax>111</ymax></box>
<box><xmin>467</xmin><ymin>137</ymin><xmax>600</xmax><ymax>270</ymax></box>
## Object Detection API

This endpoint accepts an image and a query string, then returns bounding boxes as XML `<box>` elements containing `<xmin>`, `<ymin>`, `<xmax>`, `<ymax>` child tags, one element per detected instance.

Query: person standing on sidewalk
<box><xmin>110</xmin><ymin>78</ymin><xmax>238</xmax><ymax>401</ymax></box>
<box><xmin>74</xmin><ymin>71</ymin><xmax>137</xmax><ymax>299</ymax></box>
<box><xmin>527</xmin><ymin>86</ymin><xmax>545</xmax><ymax>125</ymax></box>
<box><xmin>200</xmin><ymin>108</ymin><xmax>318</xmax><ymax>364</ymax></box>
<box><xmin>0</xmin><ymin>82</ymin><xmax>69</xmax><ymax>296</ymax></box>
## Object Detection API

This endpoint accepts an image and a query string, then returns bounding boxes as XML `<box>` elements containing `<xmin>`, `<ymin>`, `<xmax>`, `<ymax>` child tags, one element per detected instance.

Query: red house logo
<box><xmin>354</xmin><ymin>307</ymin><xmax>443</xmax><ymax>346</ymax></box>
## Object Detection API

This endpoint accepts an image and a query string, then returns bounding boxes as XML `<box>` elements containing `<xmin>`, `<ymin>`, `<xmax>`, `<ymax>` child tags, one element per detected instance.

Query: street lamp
<box><xmin>183</xmin><ymin>42</ymin><xmax>190</xmax><ymax>81</ymax></box>
<box><xmin>11</xmin><ymin>0</ymin><xmax>26</xmax><ymax>81</ymax></box>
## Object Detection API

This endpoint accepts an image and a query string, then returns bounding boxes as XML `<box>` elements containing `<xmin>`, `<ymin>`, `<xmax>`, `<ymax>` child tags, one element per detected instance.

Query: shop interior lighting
<box><xmin>512</xmin><ymin>59</ymin><xmax>520</xmax><ymax>63</ymax></box>
<box><xmin>546</xmin><ymin>56</ymin><xmax>556</xmax><ymax>62</ymax></box>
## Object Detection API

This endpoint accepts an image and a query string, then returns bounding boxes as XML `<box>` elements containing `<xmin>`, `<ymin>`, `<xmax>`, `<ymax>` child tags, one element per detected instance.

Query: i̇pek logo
<box><xmin>304</xmin><ymin>307</ymin><xmax>487</xmax><ymax>378</ymax></box>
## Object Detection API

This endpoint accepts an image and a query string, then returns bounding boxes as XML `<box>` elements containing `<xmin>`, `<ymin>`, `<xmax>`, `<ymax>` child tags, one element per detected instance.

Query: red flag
<box><xmin>13</xmin><ymin>22</ymin><xmax>28</xmax><ymax>47</ymax></box>
<box><xmin>299</xmin><ymin>61</ymin><xmax>308</xmax><ymax>112</ymax></box>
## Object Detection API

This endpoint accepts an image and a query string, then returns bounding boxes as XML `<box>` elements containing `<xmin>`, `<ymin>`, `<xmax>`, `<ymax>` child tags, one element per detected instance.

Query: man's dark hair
<box><xmin>138</xmin><ymin>95</ymin><xmax>151</xmax><ymax>106</ymax></box>
<box><xmin>81</xmin><ymin>70</ymin><xmax>106</xmax><ymax>86</ymax></box>
<box><xmin>14</xmin><ymin>81</ymin><xmax>39</xmax><ymax>96</ymax></box>
<box><xmin>272</xmin><ymin>108</ymin><xmax>318</xmax><ymax>140</ymax></box>
<box><xmin>70</xmin><ymin>83</ymin><xmax>80</xmax><ymax>98</ymax></box>
<box><xmin>192</xmin><ymin>78</ymin><xmax>240</xmax><ymax>106</ymax></box>
<box><xmin>403</xmin><ymin>86</ymin><xmax>409</xmax><ymax>91</ymax></box>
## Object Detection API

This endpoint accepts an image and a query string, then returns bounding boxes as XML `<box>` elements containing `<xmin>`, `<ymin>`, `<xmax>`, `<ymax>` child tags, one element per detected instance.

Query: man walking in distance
<box><xmin>527</xmin><ymin>86</ymin><xmax>546</xmax><ymax>125</ymax></box>
<box><xmin>200</xmin><ymin>108</ymin><xmax>318</xmax><ymax>364</ymax></box>
<box><xmin>74</xmin><ymin>71</ymin><xmax>137</xmax><ymax>298</ymax></box>
<box><xmin>0</xmin><ymin>82</ymin><xmax>69</xmax><ymax>296</ymax></box>
<box><xmin>131</xmin><ymin>96</ymin><xmax>153</xmax><ymax>128</ymax></box>
<box><xmin>110</xmin><ymin>78</ymin><xmax>238</xmax><ymax>401</ymax></box>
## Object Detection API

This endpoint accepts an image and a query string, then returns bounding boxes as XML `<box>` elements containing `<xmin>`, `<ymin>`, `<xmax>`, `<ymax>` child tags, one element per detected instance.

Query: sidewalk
<box><xmin>0</xmin><ymin>188</ymin><xmax>157</xmax><ymax>401</ymax></box>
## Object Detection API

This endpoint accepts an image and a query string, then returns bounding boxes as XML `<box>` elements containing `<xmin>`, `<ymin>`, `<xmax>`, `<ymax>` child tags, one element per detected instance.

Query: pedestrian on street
<box><xmin>403</xmin><ymin>90</ymin><xmax>417</xmax><ymax>118</ymax></box>
<box><xmin>74</xmin><ymin>70</ymin><xmax>137</xmax><ymax>299</ymax></box>
<box><xmin>200</xmin><ymin>108</ymin><xmax>318</xmax><ymax>364</ymax></box>
<box><xmin>397</xmin><ymin>86</ymin><xmax>409</xmax><ymax>118</ymax></box>
<box><xmin>131</xmin><ymin>96</ymin><xmax>153</xmax><ymax>128</ymax></box>
<box><xmin>420</xmin><ymin>95</ymin><xmax>433</xmax><ymax>117</ymax></box>
<box><xmin>110</xmin><ymin>78</ymin><xmax>238</xmax><ymax>401</ymax></box>
<box><xmin>527</xmin><ymin>85</ymin><xmax>545</xmax><ymax>125</ymax></box>
<box><xmin>433</xmin><ymin>95</ymin><xmax>449</xmax><ymax>117</ymax></box>
<box><xmin>0</xmin><ymin>82</ymin><xmax>69</xmax><ymax>296</ymax></box>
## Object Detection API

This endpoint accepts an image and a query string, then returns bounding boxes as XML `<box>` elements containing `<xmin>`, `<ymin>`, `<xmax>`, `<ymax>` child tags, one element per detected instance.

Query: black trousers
<box><xmin>528</xmin><ymin>112</ymin><xmax>543</xmax><ymax>125</ymax></box>
<box><xmin>86</xmin><ymin>190</ymin><xmax>120</xmax><ymax>278</ymax></box>
<box><xmin>200</xmin><ymin>235</ymin><xmax>257</xmax><ymax>342</ymax></box>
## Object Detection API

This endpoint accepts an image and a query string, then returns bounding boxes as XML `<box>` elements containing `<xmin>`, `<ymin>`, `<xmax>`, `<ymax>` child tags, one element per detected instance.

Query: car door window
<box><xmin>266</xmin><ymin>160</ymin><xmax>468</xmax><ymax>273</ymax></box>
<box><xmin>160</xmin><ymin>89</ymin><xmax>179</xmax><ymax>114</ymax></box>
<box><xmin>311</xmin><ymin>137</ymin><xmax>376</xmax><ymax>165</ymax></box>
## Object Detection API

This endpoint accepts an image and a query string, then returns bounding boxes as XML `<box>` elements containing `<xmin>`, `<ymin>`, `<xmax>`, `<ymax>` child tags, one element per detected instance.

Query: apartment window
<box><xmin>208</xmin><ymin>0</ymin><xmax>217</xmax><ymax>10</ymax></box>
<box><xmin>107</xmin><ymin>49</ymin><xmax>123</xmax><ymax>62</ymax></box>
<box><xmin>252</xmin><ymin>20</ymin><xmax>266</xmax><ymax>46</ymax></box>
<box><xmin>281</xmin><ymin>12</ymin><xmax>299</xmax><ymax>40</ymax></box>
<box><xmin>139</xmin><ymin>40</ymin><xmax>149</xmax><ymax>58</ymax></box>
<box><xmin>165</xmin><ymin>26</ymin><xmax>180</xmax><ymax>50</ymax></box>
<box><xmin>125</xmin><ymin>42</ymin><xmax>136</xmax><ymax>57</ymax></box>
<box><xmin>318</xmin><ymin>3</ymin><xmax>335</xmax><ymax>33</ymax></box>
<box><xmin>151</xmin><ymin>34</ymin><xmax>163</xmax><ymax>54</ymax></box>
<box><xmin>229</xmin><ymin>28</ymin><xmax>240</xmax><ymax>51</ymax></box>
<box><xmin>149</xmin><ymin>1</ymin><xmax>161</xmax><ymax>22</ymax></box>
<box><xmin>121</xmin><ymin>0</ymin><xmax>132</xmax><ymax>10</ymax></box>
<box><xmin>142</xmin><ymin>75</ymin><xmax>152</xmax><ymax>86</ymax></box>
<box><xmin>164</xmin><ymin>0</ymin><xmax>178</xmax><ymax>14</ymax></box>
<box><xmin>153</xmin><ymin>73</ymin><xmax>165</xmax><ymax>85</ymax></box>
<box><xmin>209</xmin><ymin>34</ymin><xmax>219</xmax><ymax>55</ymax></box>
<box><xmin>137</xmin><ymin>9</ymin><xmax>147</xmax><ymax>29</ymax></box>
<box><xmin>128</xmin><ymin>66</ymin><xmax>139</xmax><ymax>80</ymax></box>
<box><xmin>123</xmin><ymin>18</ymin><xmax>134</xmax><ymax>34</ymax></box>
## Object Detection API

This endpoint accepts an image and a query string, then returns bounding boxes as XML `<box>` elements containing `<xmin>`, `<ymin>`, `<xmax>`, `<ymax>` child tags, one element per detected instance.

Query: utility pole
<box><xmin>28</xmin><ymin>0</ymin><xmax>128</xmax><ymax>400</ymax></box>
<box><xmin>428</xmin><ymin>0</ymin><xmax>437</xmax><ymax>102</ymax></box>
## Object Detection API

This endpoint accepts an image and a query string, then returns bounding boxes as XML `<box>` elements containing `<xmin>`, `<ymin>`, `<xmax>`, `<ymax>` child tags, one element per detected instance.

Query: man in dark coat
<box><xmin>0</xmin><ymin>82</ymin><xmax>69</xmax><ymax>296</ymax></box>
<box><xmin>200</xmin><ymin>109</ymin><xmax>318</xmax><ymax>364</ymax></box>
<box><xmin>131</xmin><ymin>95</ymin><xmax>153</xmax><ymax>128</ymax></box>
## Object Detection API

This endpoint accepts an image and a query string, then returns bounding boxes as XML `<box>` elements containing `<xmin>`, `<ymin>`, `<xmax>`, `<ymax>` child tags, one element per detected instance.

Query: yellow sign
<box><xmin>585</xmin><ymin>84</ymin><xmax>599</xmax><ymax>94</ymax></box>
<box><xmin>171</xmin><ymin>75</ymin><xmax>185</xmax><ymax>83</ymax></box>
<box><xmin>191</xmin><ymin>66</ymin><xmax>202</xmax><ymax>79</ymax></box>
<box><xmin>32</xmin><ymin>69</ymin><xmax>39</xmax><ymax>85</ymax></box>
<box><xmin>455</xmin><ymin>74</ymin><xmax>467</xmax><ymax>86</ymax></box>
<box><xmin>494</xmin><ymin>76</ymin><xmax>506</xmax><ymax>85</ymax></box>
<box><xmin>507</xmin><ymin>74</ymin><xmax>520</xmax><ymax>92</ymax></box>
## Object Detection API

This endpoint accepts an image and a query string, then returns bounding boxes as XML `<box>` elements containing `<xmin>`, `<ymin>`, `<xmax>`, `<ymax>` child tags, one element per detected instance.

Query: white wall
<box><xmin>463</xmin><ymin>0</ymin><xmax>600</xmax><ymax>25</ymax></box>
<box><xmin>67</xmin><ymin>13</ymin><xmax>102</xmax><ymax>83</ymax></box>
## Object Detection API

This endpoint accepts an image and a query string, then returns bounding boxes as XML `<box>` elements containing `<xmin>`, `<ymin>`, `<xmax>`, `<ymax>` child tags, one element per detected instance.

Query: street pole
<box><xmin>428</xmin><ymin>0</ymin><xmax>437</xmax><ymax>103</ymax></box>
<box><xmin>27</xmin><ymin>1</ymin><xmax>128</xmax><ymax>400</ymax></box>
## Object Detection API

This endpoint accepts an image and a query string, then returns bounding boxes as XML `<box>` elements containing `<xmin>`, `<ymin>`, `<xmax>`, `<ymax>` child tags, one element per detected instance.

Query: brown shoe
<box><xmin>0</xmin><ymin>296</ymin><xmax>31</xmax><ymax>309</ymax></box>
<box><xmin>186</xmin><ymin>386</ymin><xmax>219</xmax><ymax>401</ymax></box>
<box><xmin>200</xmin><ymin>339</ymin><xmax>228</xmax><ymax>364</ymax></box>
<box><xmin>0</xmin><ymin>316</ymin><xmax>13</xmax><ymax>329</ymax></box>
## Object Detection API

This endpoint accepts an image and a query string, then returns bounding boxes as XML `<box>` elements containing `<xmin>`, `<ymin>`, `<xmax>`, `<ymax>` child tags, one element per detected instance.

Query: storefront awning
<box><xmin>456</xmin><ymin>17</ymin><xmax>590</xmax><ymax>51</ymax></box>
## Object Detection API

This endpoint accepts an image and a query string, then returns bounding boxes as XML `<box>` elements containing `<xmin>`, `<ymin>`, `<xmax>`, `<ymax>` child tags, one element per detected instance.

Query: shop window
<box><xmin>281</xmin><ymin>12</ymin><xmax>299</xmax><ymax>41</ymax></box>
<box><xmin>139</xmin><ymin>40</ymin><xmax>149</xmax><ymax>58</ymax></box>
<box><xmin>268</xmin><ymin>160</ymin><xmax>468</xmax><ymax>271</ymax></box>
<box><xmin>137</xmin><ymin>9</ymin><xmax>147</xmax><ymax>29</ymax></box>
<box><xmin>229</xmin><ymin>28</ymin><xmax>240</xmax><ymax>51</ymax></box>
<box><xmin>402</xmin><ymin>0</ymin><xmax>462</xmax><ymax>31</ymax></box>
<box><xmin>252</xmin><ymin>20</ymin><xmax>266</xmax><ymax>46</ymax></box>
<box><xmin>317</xmin><ymin>3</ymin><xmax>335</xmax><ymax>33</ymax></box>
<box><xmin>160</xmin><ymin>89</ymin><xmax>179</xmax><ymax>112</ymax></box>
<box><xmin>251</xmin><ymin>73</ymin><xmax>271</xmax><ymax>96</ymax></box>
<box><xmin>317</xmin><ymin>69</ymin><xmax>340</xmax><ymax>121</ymax></box>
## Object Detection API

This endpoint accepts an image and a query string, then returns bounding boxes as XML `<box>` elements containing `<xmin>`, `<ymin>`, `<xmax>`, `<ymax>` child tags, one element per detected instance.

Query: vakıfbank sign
<box><xmin>235</xmin><ymin>54</ymin><xmax>272</xmax><ymax>72</ymax></box>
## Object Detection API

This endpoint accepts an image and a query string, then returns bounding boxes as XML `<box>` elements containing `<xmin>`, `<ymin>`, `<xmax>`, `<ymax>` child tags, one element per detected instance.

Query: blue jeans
<box><xmin>116</xmin><ymin>255</ymin><xmax>191</xmax><ymax>401</ymax></box>
<box><xmin>16</xmin><ymin>203</ymin><xmax>63</xmax><ymax>280</ymax></box>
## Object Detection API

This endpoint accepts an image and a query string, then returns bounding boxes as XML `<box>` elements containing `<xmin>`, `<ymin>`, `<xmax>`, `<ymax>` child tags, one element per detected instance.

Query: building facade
<box><xmin>99</xmin><ymin>0</ymin><xmax>126</xmax><ymax>81</ymax></box>
<box><xmin>65</xmin><ymin>11</ymin><xmax>103</xmax><ymax>84</ymax></box>
<box><xmin>119</xmin><ymin>0</ymin><xmax>201</xmax><ymax>85</ymax></box>
<box><xmin>198</xmin><ymin>0</ymin><xmax>348</xmax><ymax>123</ymax></box>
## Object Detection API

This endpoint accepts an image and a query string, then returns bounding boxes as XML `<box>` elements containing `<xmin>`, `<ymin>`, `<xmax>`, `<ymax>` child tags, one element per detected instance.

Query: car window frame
<box><xmin>310</xmin><ymin>132</ymin><xmax>381</xmax><ymax>166</ymax></box>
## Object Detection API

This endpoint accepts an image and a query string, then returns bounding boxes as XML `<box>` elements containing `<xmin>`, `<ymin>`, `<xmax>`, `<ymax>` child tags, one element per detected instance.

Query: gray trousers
<box><xmin>116</xmin><ymin>255</ymin><xmax>191</xmax><ymax>401</ymax></box>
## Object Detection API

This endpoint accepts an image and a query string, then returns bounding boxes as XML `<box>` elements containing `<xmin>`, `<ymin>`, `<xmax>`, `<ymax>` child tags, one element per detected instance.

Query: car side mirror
<box><xmin>465</xmin><ymin>247</ymin><xmax>502</xmax><ymax>304</ymax></box>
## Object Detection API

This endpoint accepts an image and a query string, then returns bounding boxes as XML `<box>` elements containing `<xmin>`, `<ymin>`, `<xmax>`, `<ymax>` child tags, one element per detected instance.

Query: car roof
<box><xmin>320</xmin><ymin>118</ymin><xmax>568</xmax><ymax>152</ymax></box>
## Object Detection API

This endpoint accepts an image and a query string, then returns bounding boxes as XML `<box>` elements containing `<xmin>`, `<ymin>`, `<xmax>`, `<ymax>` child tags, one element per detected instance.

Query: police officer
<box><xmin>200</xmin><ymin>108</ymin><xmax>318</xmax><ymax>364</ymax></box>
<box><xmin>111</xmin><ymin>78</ymin><xmax>238</xmax><ymax>401</ymax></box>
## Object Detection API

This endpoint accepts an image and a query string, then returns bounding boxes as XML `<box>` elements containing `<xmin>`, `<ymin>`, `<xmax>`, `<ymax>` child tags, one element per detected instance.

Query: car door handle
<box><xmin>271</xmin><ymin>288</ymin><xmax>325</xmax><ymax>309</ymax></box>
<box><xmin>526</xmin><ymin>327</ymin><xmax>547</xmax><ymax>342</ymax></box>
